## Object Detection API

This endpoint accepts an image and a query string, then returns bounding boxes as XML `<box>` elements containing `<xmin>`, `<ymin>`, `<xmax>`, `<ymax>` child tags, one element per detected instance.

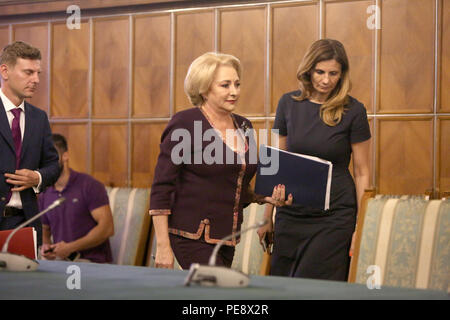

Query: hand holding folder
<box><xmin>255</xmin><ymin>145</ymin><xmax>333</xmax><ymax>210</ymax></box>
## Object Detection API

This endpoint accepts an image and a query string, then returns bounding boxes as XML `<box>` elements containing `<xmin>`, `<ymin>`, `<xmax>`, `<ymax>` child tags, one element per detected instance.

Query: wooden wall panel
<box><xmin>50</xmin><ymin>122</ymin><xmax>89</xmax><ymax>173</ymax></box>
<box><xmin>13</xmin><ymin>23</ymin><xmax>49</xmax><ymax>111</ymax></box>
<box><xmin>174</xmin><ymin>11</ymin><xmax>214</xmax><ymax>113</ymax></box>
<box><xmin>271</xmin><ymin>3</ymin><xmax>318</xmax><ymax>114</ymax></box>
<box><xmin>349</xmin><ymin>118</ymin><xmax>374</xmax><ymax>187</ymax></box>
<box><xmin>92</xmin><ymin>17</ymin><xmax>129</xmax><ymax>118</ymax></box>
<box><xmin>0</xmin><ymin>26</ymin><xmax>9</xmax><ymax>93</ymax></box>
<box><xmin>0</xmin><ymin>26</ymin><xmax>10</xmax><ymax>51</ymax></box>
<box><xmin>219</xmin><ymin>7</ymin><xmax>266</xmax><ymax>117</ymax></box>
<box><xmin>377</xmin><ymin>118</ymin><xmax>433</xmax><ymax>194</ymax></box>
<box><xmin>3</xmin><ymin>0</ymin><xmax>444</xmax><ymax>196</ymax></box>
<box><xmin>325</xmin><ymin>0</ymin><xmax>375</xmax><ymax>113</ymax></box>
<box><xmin>379</xmin><ymin>0</ymin><xmax>435</xmax><ymax>113</ymax></box>
<box><xmin>268</xmin><ymin>119</ymin><xmax>275</xmax><ymax>146</ymax></box>
<box><xmin>0</xmin><ymin>0</ymin><xmax>190</xmax><ymax>16</ymax></box>
<box><xmin>51</xmin><ymin>21</ymin><xmax>89</xmax><ymax>118</ymax></box>
<box><xmin>131</xmin><ymin>122</ymin><xmax>167</xmax><ymax>188</ymax></box>
<box><xmin>91</xmin><ymin>123</ymin><xmax>128</xmax><ymax>186</ymax></box>
<box><xmin>133</xmin><ymin>14</ymin><xmax>171</xmax><ymax>118</ymax></box>
<box><xmin>437</xmin><ymin>117</ymin><xmax>450</xmax><ymax>193</ymax></box>
<box><xmin>250</xmin><ymin>119</ymin><xmax>269</xmax><ymax>149</ymax></box>
<box><xmin>440</xmin><ymin>0</ymin><xmax>450</xmax><ymax>112</ymax></box>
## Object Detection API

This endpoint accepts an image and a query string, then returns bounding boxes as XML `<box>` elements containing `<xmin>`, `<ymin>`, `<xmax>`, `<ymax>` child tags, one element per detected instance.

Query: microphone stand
<box><xmin>184</xmin><ymin>219</ymin><xmax>267</xmax><ymax>288</ymax></box>
<box><xmin>0</xmin><ymin>197</ymin><xmax>66</xmax><ymax>271</ymax></box>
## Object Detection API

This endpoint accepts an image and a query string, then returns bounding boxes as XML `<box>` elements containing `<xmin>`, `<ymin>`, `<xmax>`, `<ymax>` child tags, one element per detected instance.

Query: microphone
<box><xmin>0</xmin><ymin>197</ymin><xmax>66</xmax><ymax>271</ymax></box>
<box><xmin>184</xmin><ymin>219</ymin><xmax>267</xmax><ymax>288</ymax></box>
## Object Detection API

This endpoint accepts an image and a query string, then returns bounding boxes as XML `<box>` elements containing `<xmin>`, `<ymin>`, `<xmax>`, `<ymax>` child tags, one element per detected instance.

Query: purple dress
<box><xmin>149</xmin><ymin>107</ymin><xmax>257</xmax><ymax>268</ymax></box>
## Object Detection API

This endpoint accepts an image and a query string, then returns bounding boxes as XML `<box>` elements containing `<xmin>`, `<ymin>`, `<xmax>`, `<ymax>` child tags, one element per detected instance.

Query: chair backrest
<box><xmin>349</xmin><ymin>195</ymin><xmax>449</xmax><ymax>291</ymax></box>
<box><xmin>106</xmin><ymin>187</ymin><xmax>151</xmax><ymax>266</ymax></box>
<box><xmin>232</xmin><ymin>203</ymin><xmax>267</xmax><ymax>275</ymax></box>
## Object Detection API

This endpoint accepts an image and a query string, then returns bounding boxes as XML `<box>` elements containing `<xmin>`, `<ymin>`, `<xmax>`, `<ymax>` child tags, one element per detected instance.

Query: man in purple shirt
<box><xmin>39</xmin><ymin>134</ymin><xmax>114</xmax><ymax>263</ymax></box>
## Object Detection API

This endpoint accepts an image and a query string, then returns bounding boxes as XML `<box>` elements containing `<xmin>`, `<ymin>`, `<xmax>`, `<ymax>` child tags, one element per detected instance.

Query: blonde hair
<box><xmin>294</xmin><ymin>39</ymin><xmax>351</xmax><ymax>126</ymax></box>
<box><xmin>184</xmin><ymin>52</ymin><xmax>242</xmax><ymax>106</ymax></box>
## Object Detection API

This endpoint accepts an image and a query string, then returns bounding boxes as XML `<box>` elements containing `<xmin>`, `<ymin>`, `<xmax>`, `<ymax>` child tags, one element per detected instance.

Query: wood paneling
<box><xmin>325</xmin><ymin>0</ymin><xmax>375</xmax><ymax>113</ymax></box>
<box><xmin>131</xmin><ymin>122</ymin><xmax>167</xmax><ymax>188</ymax></box>
<box><xmin>250</xmin><ymin>119</ymin><xmax>269</xmax><ymax>148</ymax></box>
<box><xmin>133</xmin><ymin>14</ymin><xmax>171</xmax><ymax>118</ymax></box>
<box><xmin>349</xmin><ymin>118</ymin><xmax>374</xmax><ymax>187</ymax></box>
<box><xmin>440</xmin><ymin>0</ymin><xmax>450</xmax><ymax>112</ymax></box>
<box><xmin>0</xmin><ymin>26</ymin><xmax>10</xmax><ymax>51</ymax></box>
<box><xmin>51</xmin><ymin>20</ymin><xmax>89</xmax><ymax>118</ymax></box>
<box><xmin>268</xmin><ymin>119</ymin><xmax>275</xmax><ymax>146</ymax></box>
<box><xmin>271</xmin><ymin>3</ymin><xmax>318</xmax><ymax>114</ymax></box>
<box><xmin>379</xmin><ymin>0</ymin><xmax>435</xmax><ymax>113</ymax></box>
<box><xmin>219</xmin><ymin>7</ymin><xmax>266</xmax><ymax>117</ymax></box>
<box><xmin>174</xmin><ymin>10</ymin><xmax>214</xmax><ymax>113</ymax></box>
<box><xmin>91</xmin><ymin>123</ymin><xmax>128</xmax><ymax>187</ymax></box>
<box><xmin>92</xmin><ymin>17</ymin><xmax>129</xmax><ymax>118</ymax></box>
<box><xmin>13</xmin><ymin>23</ymin><xmax>49</xmax><ymax>111</ymax></box>
<box><xmin>437</xmin><ymin>117</ymin><xmax>450</xmax><ymax>193</ymax></box>
<box><xmin>0</xmin><ymin>0</ymin><xmax>190</xmax><ymax>16</ymax></box>
<box><xmin>50</xmin><ymin>122</ymin><xmax>89</xmax><ymax>173</ymax></box>
<box><xmin>377</xmin><ymin>117</ymin><xmax>433</xmax><ymax>194</ymax></box>
<box><xmin>3</xmin><ymin>0</ymin><xmax>445</xmax><ymax>195</ymax></box>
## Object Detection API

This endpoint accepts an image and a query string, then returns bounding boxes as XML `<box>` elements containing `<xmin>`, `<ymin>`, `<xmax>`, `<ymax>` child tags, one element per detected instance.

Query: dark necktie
<box><xmin>11</xmin><ymin>108</ymin><xmax>22</xmax><ymax>168</ymax></box>
<box><xmin>6</xmin><ymin>108</ymin><xmax>22</xmax><ymax>204</ymax></box>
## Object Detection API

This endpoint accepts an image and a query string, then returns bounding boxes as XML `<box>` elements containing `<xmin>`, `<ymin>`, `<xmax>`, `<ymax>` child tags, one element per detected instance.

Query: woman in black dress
<box><xmin>258</xmin><ymin>39</ymin><xmax>371</xmax><ymax>281</ymax></box>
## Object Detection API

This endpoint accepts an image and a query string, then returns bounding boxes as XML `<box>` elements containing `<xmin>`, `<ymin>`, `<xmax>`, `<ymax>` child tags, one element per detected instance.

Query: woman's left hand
<box><xmin>264</xmin><ymin>184</ymin><xmax>293</xmax><ymax>207</ymax></box>
<box><xmin>349</xmin><ymin>231</ymin><xmax>356</xmax><ymax>257</ymax></box>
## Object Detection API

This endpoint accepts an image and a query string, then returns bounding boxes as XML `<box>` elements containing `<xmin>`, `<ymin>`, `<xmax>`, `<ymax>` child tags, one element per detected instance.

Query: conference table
<box><xmin>0</xmin><ymin>260</ymin><xmax>447</xmax><ymax>301</ymax></box>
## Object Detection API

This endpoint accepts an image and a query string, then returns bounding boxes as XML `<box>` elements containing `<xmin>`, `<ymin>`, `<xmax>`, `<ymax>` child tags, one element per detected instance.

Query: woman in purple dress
<box><xmin>150</xmin><ymin>52</ymin><xmax>292</xmax><ymax>270</ymax></box>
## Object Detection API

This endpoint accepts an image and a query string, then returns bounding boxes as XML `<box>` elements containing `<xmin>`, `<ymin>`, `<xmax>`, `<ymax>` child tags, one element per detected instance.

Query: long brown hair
<box><xmin>293</xmin><ymin>39</ymin><xmax>351</xmax><ymax>126</ymax></box>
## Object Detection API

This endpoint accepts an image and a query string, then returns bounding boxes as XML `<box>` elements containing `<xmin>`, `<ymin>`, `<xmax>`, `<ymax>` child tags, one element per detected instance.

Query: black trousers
<box><xmin>0</xmin><ymin>214</ymin><xmax>26</xmax><ymax>231</ymax></box>
<box><xmin>0</xmin><ymin>213</ymin><xmax>42</xmax><ymax>247</ymax></box>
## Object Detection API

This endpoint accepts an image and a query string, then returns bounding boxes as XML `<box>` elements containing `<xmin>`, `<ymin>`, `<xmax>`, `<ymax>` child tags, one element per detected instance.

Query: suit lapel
<box><xmin>0</xmin><ymin>98</ymin><xmax>15</xmax><ymax>153</ymax></box>
<box><xmin>20</xmin><ymin>102</ymin><xmax>36</xmax><ymax>162</ymax></box>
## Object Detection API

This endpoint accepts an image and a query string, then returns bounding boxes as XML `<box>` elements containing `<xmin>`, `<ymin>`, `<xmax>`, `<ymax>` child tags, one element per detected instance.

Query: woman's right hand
<box><xmin>257</xmin><ymin>221</ymin><xmax>273</xmax><ymax>251</ymax></box>
<box><xmin>154</xmin><ymin>245</ymin><xmax>174</xmax><ymax>269</ymax></box>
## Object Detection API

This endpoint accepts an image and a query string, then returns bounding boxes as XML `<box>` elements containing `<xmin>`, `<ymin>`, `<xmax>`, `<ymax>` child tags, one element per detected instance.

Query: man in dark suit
<box><xmin>0</xmin><ymin>41</ymin><xmax>59</xmax><ymax>245</ymax></box>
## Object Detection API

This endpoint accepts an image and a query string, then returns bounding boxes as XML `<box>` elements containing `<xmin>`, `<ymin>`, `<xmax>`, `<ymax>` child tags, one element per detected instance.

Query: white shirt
<box><xmin>1</xmin><ymin>88</ymin><xmax>42</xmax><ymax>208</ymax></box>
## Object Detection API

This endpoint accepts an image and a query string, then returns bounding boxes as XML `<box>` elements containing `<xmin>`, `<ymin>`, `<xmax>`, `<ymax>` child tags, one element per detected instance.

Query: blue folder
<box><xmin>255</xmin><ymin>145</ymin><xmax>333</xmax><ymax>210</ymax></box>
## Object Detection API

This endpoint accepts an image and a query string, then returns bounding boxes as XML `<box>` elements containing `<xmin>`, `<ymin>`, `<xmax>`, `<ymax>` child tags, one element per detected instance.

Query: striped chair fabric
<box><xmin>106</xmin><ymin>187</ymin><xmax>151</xmax><ymax>266</ymax></box>
<box><xmin>232</xmin><ymin>203</ymin><xmax>267</xmax><ymax>275</ymax></box>
<box><xmin>350</xmin><ymin>195</ymin><xmax>449</xmax><ymax>291</ymax></box>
